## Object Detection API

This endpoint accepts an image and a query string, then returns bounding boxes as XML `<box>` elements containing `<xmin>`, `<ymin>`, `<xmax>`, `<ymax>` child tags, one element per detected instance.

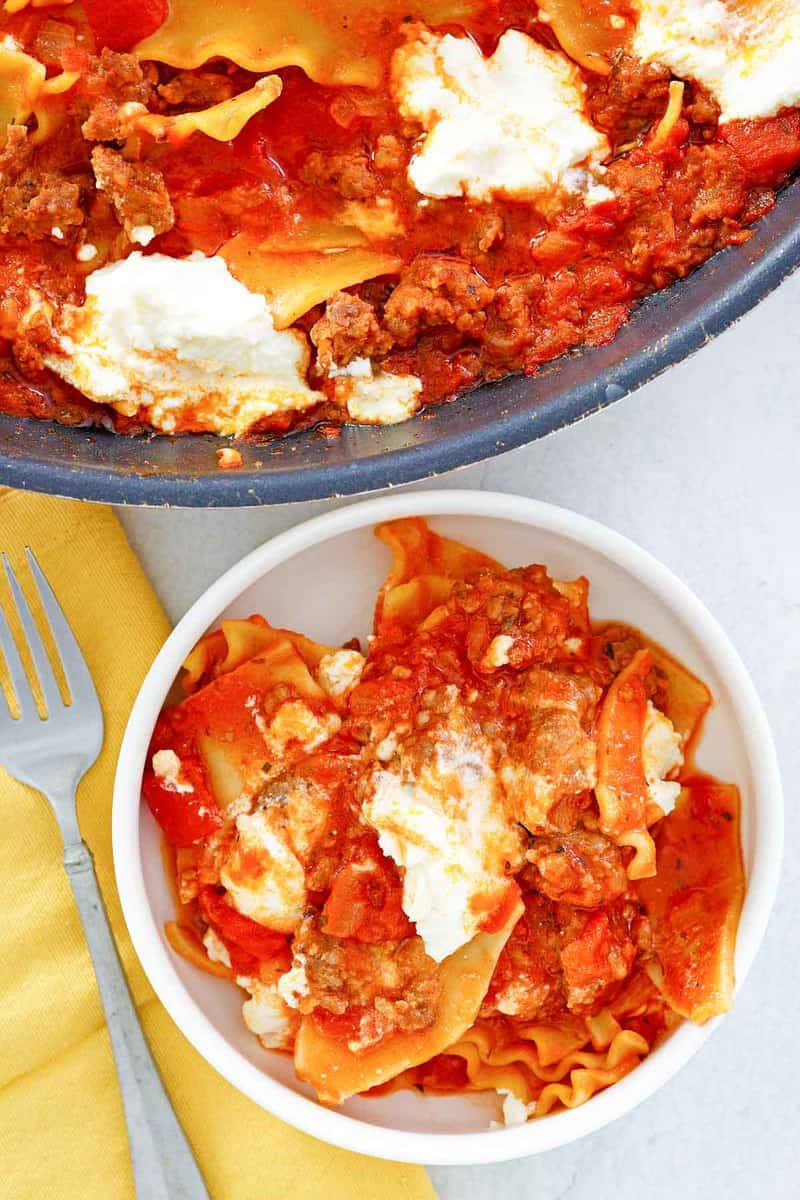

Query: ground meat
<box><xmin>91</xmin><ymin>146</ymin><xmax>175</xmax><ymax>240</ymax></box>
<box><xmin>500</xmin><ymin>708</ymin><xmax>598</xmax><ymax>832</ymax></box>
<box><xmin>80</xmin><ymin>49</ymin><xmax>155</xmax><ymax>143</ymax></box>
<box><xmin>301</xmin><ymin>150</ymin><xmax>379</xmax><ymax>200</ymax></box>
<box><xmin>0</xmin><ymin>128</ymin><xmax>84</xmax><ymax>242</ymax></box>
<box><xmin>449</xmin><ymin>566</ymin><xmax>581</xmax><ymax>672</ymax></box>
<box><xmin>383</xmin><ymin>256</ymin><xmax>495</xmax><ymax>346</ymax></box>
<box><xmin>684</xmin><ymin>92</ymin><xmax>721</xmax><ymax>134</ymax></box>
<box><xmin>557</xmin><ymin>901</ymin><xmax>637</xmax><ymax>1013</ymax></box>
<box><xmin>79</xmin><ymin>49</ymin><xmax>155</xmax><ymax>143</ymax></box>
<box><xmin>675</xmin><ymin>142</ymin><xmax>748</xmax><ymax>227</ymax></box>
<box><xmin>524</xmin><ymin>831</ymin><xmax>628</xmax><ymax>908</ymax></box>
<box><xmin>310</xmin><ymin>291</ymin><xmax>391</xmax><ymax>370</ymax></box>
<box><xmin>373</xmin><ymin>134</ymin><xmax>408</xmax><ymax>174</ymax></box>
<box><xmin>289</xmin><ymin>917</ymin><xmax>441</xmax><ymax>1034</ymax></box>
<box><xmin>605</xmin><ymin>143</ymin><xmax>751</xmax><ymax>290</ymax></box>
<box><xmin>157</xmin><ymin>70</ymin><xmax>235</xmax><ymax>108</ymax></box>
<box><xmin>589</xmin><ymin>53</ymin><xmax>672</xmax><ymax>149</ymax></box>
<box><xmin>481</xmin><ymin>892</ymin><xmax>565</xmax><ymax>1021</ymax></box>
<box><xmin>482</xmin><ymin>275</ymin><xmax>541</xmax><ymax>365</ymax></box>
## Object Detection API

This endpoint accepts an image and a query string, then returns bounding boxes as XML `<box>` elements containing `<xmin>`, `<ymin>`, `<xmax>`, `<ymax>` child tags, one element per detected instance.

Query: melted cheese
<box><xmin>392</xmin><ymin>28</ymin><xmax>610</xmax><ymax>202</ymax></box>
<box><xmin>265</xmin><ymin>700</ymin><xmax>341</xmax><ymax>754</ymax></box>
<box><xmin>151</xmin><ymin>748</ymin><xmax>193</xmax><ymax>794</ymax></box>
<box><xmin>642</xmin><ymin>701</ymin><xmax>684</xmax><ymax>813</ymax></box>
<box><xmin>238</xmin><ymin>977</ymin><xmax>298</xmax><ymax>1050</ymax></box>
<box><xmin>315</xmin><ymin>649</ymin><xmax>366</xmax><ymax>699</ymax></box>
<box><xmin>362</xmin><ymin>709</ymin><xmax>520</xmax><ymax>960</ymax></box>
<box><xmin>202</xmin><ymin>927</ymin><xmax>231</xmax><ymax>968</ymax></box>
<box><xmin>633</xmin><ymin>0</ymin><xmax>800</xmax><ymax>122</ymax></box>
<box><xmin>220</xmin><ymin>809</ymin><xmax>307</xmax><ymax>933</ymax></box>
<box><xmin>333</xmin><ymin>365</ymin><xmax>423</xmax><ymax>425</ymax></box>
<box><xmin>45</xmin><ymin>253</ymin><xmax>321</xmax><ymax>436</ymax></box>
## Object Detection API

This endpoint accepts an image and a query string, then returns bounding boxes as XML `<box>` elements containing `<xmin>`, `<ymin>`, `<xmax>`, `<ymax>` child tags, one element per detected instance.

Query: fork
<box><xmin>0</xmin><ymin>549</ymin><xmax>209</xmax><ymax>1200</ymax></box>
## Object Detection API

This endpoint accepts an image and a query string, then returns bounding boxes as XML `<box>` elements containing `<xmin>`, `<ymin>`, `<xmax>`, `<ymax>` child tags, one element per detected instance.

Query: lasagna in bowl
<box><xmin>143</xmin><ymin>518</ymin><xmax>744</xmax><ymax>1121</ymax></box>
<box><xmin>1</xmin><ymin>2</ymin><xmax>798</xmax><ymax>441</ymax></box>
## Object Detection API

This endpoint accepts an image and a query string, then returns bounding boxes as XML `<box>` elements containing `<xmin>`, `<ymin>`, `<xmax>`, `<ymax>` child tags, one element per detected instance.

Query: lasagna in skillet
<box><xmin>1</xmin><ymin>1</ymin><xmax>799</xmax><ymax>438</ymax></box>
<box><xmin>144</xmin><ymin>519</ymin><xmax>744</xmax><ymax>1122</ymax></box>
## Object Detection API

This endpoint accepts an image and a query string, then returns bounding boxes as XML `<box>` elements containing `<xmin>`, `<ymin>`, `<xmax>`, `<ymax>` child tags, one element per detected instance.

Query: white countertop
<box><xmin>119</xmin><ymin>271</ymin><xmax>799</xmax><ymax>1200</ymax></box>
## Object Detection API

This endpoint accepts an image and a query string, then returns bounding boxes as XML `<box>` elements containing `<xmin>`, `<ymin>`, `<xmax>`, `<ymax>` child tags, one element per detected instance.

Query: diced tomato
<box><xmin>141</xmin><ymin>767</ymin><xmax>220</xmax><ymax>848</ymax></box>
<box><xmin>82</xmin><ymin>0</ymin><xmax>167</xmax><ymax>52</ymax></box>
<box><xmin>322</xmin><ymin>837</ymin><xmax>414</xmax><ymax>943</ymax></box>
<box><xmin>198</xmin><ymin>887</ymin><xmax>291</xmax><ymax>975</ymax></box>
<box><xmin>559</xmin><ymin>907</ymin><xmax>636</xmax><ymax>1011</ymax></box>
<box><xmin>142</xmin><ymin>713</ymin><xmax>221</xmax><ymax>846</ymax></box>
<box><xmin>310</xmin><ymin>1004</ymin><xmax>369</xmax><ymax>1044</ymax></box>
<box><xmin>347</xmin><ymin>675</ymin><xmax>417</xmax><ymax>731</ymax></box>
<box><xmin>721</xmin><ymin>110</ymin><xmax>800</xmax><ymax>186</ymax></box>
<box><xmin>483</xmin><ymin>891</ymin><xmax>564</xmax><ymax>1021</ymax></box>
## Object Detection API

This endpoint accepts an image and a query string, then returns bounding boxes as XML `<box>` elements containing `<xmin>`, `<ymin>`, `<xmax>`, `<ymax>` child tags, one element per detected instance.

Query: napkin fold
<box><xmin>0</xmin><ymin>489</ymin><xmax>435</xmax><ymax>1200</ymax></box>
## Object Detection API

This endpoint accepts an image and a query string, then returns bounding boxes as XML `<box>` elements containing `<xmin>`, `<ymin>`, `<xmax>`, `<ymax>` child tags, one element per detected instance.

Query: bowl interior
<box><xmin>136</xmin><ymin>511</ymin><xmax>760</xmax><ymax>1137</ymax></box>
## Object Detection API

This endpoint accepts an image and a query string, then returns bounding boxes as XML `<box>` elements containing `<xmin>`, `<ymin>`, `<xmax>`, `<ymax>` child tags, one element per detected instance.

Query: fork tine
<box><xmin>25</xmin><ymin>548</ymin><xmax>99</xmax><ymax>711</ymax></box>
<box><xmin>2</xmin><ymin>554</ymin><xmax>64</xmax><ymax>716</ymax></box>
<box><xmin>0</xmin><ymin>592</ymin><xmax>37</xmax><ymax>720</ymax></box>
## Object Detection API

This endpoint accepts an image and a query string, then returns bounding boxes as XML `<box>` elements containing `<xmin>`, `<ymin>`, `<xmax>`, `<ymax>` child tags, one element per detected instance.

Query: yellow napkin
<box><xmin>0</xmin><ymin>490</ymin><xmax>435</xmax><ymax>1200</ymax></box>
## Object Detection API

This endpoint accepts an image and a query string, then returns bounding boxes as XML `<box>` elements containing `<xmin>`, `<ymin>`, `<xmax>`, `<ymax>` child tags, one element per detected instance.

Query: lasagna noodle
<box><xmin>595</xmin><ymin>649</ymin><xmax>658</xmax><ymax>879</ymax></box>
<box><xmin>219</xmin><ymin>236</ymin><xmax>403</xmax><ymax>330</ymax></box>
<box><xmin>443</xmin><ymin>1018</ymin><xmax>651</xmax><ymax>1115</ymax></box>
<box><xmin>182</xmin><ymin>617</ymin><xmax>338</xmax><ymax>694</ymax></box>
<box><xmin>374</xmin><ymin>517</ymin><xmax>500</xmax><ymax>633</ymax></box>
<box><xmin>386</xmin><ymin>1001</ymin><xmax>657</xmax><ymax>1115</ymax></box>
<box><xmin>543</xmin><ymin>0</ymin><xmax>631</xmax><ymax>75</ymax></box>
<box><xmin>164</xmin><ymin>920</ymin><xmax>232</xmax><ymax>979</ymax></box>
<box><xmin>176</xmin><ymin>637</ymin><xmax>338</xmax><ymax>809</ymax></box>
<box><xmin>132</xmin><ymin>75</ymin><xmax>282</xmax><ymax>145</ymax></box>
<box><xmin>134</xmin><ymin>0</ymin><xmax>481</xmax><ymax>88</ymax></box>
<box><xmin>390</xmin><ymin>966</ymin><xmax>669</xmax><ymax>1113</ymax></box>
<box><xmin>293</xmin><ymin>900</ymin><xmax>524</xmax><ymax>1104</ymax></box>
<box><xmin>0</xmin><ymin>42</ymin><xmax>78</xmax><ymax>145</ymax></box>
<box><xmin>636</xmin><ymin>779</ymin><xmax>744</xmax><ymax>1024</ymax></box>
<box><xmin>595</xmin><ymin>621</ymin><xmax>713</xmax><ymax>748</ymax></box>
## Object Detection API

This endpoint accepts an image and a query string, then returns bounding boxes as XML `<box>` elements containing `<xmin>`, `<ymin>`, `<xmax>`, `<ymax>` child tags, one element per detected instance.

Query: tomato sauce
<box><xmin>2</xmin><ymin>2</ymin><xmax>799</xmax><ymax>436</ymax></box>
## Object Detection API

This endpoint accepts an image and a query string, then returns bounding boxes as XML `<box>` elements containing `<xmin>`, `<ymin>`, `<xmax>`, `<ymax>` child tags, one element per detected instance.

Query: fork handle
<box><xmin>63</xmin><ymin>840</ymin><xmax>210</xmax><ymax>1200</ymax></box>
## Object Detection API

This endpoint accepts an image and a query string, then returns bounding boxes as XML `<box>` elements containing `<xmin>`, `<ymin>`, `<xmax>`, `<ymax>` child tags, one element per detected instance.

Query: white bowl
<box><xmin>113</xmin><ymin>491</ymin><xmax>783</xmax><ymax>1166</ymax></box>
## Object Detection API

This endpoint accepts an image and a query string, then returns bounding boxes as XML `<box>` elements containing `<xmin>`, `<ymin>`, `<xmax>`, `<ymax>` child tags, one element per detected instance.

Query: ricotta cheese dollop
<box><xmin>362</xmin><ymin>701</ymin><xmax>522</xmax><ymax>961</ymax></box>
<box><xmin>642</xmin><ymin>701</ymin><xmax>684</xmax><ymax>813</ymax></box>
<box><xmin>392</xmin><ymin>28</ymin><xmax>611</xmax><ymax>203</ymax></box>
<box><xmin>219</xmin><ymin>808</ymin><xmax>307</xmax><ymax>933</ymax></box>
<box><xmin>315</xmin><ymin>649</ymin><xmax>366</xmax><ymax>700</ymax></box>
<box><xmin>633</xmin><ymin>0</ymin><xmax>800</xmax><ymax>122</ymax></box>
<box><xmin>237</xmin><ymin>977</ymin><xmax>298</xmax><ymax>1050</ymax></box>
<box><xmin>45</xmin><ymin>252</ymin><xmax>321</xmax><ymax>436</ymax></box>
<box><xmin>331</xmin><ymin>360</ymin><xmax>423</xmax><ymax>425</ymax></box>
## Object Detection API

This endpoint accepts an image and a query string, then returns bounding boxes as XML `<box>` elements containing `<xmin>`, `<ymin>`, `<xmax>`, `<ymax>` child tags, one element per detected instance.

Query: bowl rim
<box><xmin>112</xmin><ymin>490</ymin><xmax>784</xmax><ymax>1165</ymax></box>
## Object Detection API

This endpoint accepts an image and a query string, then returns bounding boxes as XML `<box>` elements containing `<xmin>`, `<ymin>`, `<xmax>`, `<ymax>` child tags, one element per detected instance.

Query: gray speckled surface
<box><xmin>119</xmin><ymin>270</ymin><xmax>799</xmax><ymax>1200</ymax></box>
